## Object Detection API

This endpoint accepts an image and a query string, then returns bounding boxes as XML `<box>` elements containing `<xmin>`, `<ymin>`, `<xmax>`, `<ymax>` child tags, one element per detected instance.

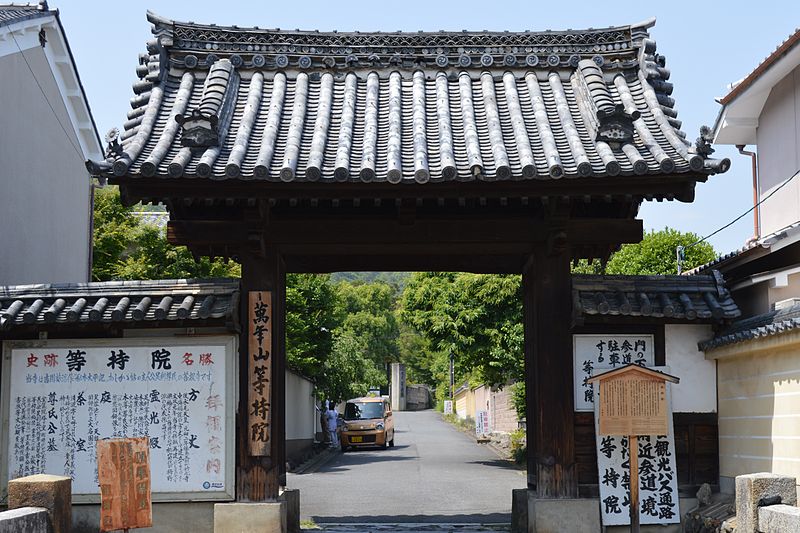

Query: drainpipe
<box><xmin>736</xmin><ymin>145</ymin><xmax>760</xmax><ymax>241</ymax></box>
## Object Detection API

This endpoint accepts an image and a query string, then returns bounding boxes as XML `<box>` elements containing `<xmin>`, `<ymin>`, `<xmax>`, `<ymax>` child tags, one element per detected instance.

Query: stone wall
<box><xmin>0</xmin><ymin>507</ymin><xmax>49</xmax><ymax>533</ymax></box>
<box><xmin>490</xmin><ymin>387</ymin><xmax>519</xmax><ymax>433</ymax></box>
<box><xmin>405</xmin><ymin>385</ymin><xmax>431</xmax><ymax>410</ymax></box>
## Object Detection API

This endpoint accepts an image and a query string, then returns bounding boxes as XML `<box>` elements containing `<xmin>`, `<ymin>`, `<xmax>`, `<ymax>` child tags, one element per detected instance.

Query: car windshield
<box><xmin>344</xmin><ymin>402</ymin><xmax>384</xmax><ymax>420</ymax></box>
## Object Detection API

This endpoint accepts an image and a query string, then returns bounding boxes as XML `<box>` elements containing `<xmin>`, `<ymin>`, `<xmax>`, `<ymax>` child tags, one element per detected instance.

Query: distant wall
<box><xmin>285</xmin><ymin>370</ymin><xmax>315</xmax><ymax>461</ymax></box>
<box><xmin>0</xmin><ymin>47</ymin><xmax>91</xmax><ymax>285</ymax></box>
<box><xmin>490</xmin><ymin>387</ymin><xmax>518</xmax><ymax>433</ymax></box>
<box><xmin>454</xmin><ymin>384</ymin><xmax>519</xmax><ymax>432</ymax></box>
<box><xmin>405</xmin><ymin>384</ymin><xmax>431</xmax><ymax>410</ymax></box>
<box><xmin>454</xmin><ymin>388</ymin><xmax>470</xmax><ymax>420</ymax></box>
<box><xmin>757</xmin><ymin>63</ymin><xmax>800</xmax><ymax>237</ymax></box>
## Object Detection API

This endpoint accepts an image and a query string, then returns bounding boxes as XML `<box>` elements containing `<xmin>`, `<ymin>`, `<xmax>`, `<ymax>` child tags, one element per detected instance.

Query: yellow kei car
<box><xmin>340</xmin><ymin>396</ymin><xmax>395</xmax><ymax>451</ymax></box>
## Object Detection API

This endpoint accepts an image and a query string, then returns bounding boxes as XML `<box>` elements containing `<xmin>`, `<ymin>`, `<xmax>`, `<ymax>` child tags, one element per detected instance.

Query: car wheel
<box><xmin>341</xmin><ymin>445</ymin><xmax>348</xmax><ymax>453</ymax></box>
<box><xmin>389</xmin><ymin>436</ymin><xmax>395</xmax><ymax>447</ymax></box>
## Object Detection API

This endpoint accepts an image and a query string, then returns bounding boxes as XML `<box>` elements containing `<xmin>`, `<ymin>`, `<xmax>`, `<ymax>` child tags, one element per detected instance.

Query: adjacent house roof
<box><xmin>713</xmin><ymin>27</ymin><xmax>800</xmax><ymax>145</ymax></box>
<box><xmin>0</xmin><ymin>2</ymin><xmax>46</xmax><ymax>27</ymax></box>
<box><xmin>699</xmin><ymin>302</ymin><xmax>800</xmax><ymax>351</ymax></box>
<box><xmin>85</xmin><ymin>13</ymin><xmax>729</xmax><ymax>184</ymax></box>
<box><xmin>573</xmin><ymin>271</ymin><xmax>740</xmax><ymax>322</ymax></box>
<box><xmin>684</xmin><ymin>219</ymin><xmax>800</xmax><ymax>275</ymax></box>
<box><xmin>0</xmin><ymin>1</ymin><xmax>102</xmax><ymax>162</ymax></box>
<box><xmin>0</xmin><ymin>278</ymin><xmax>239</xmax><ymax>330</ymax></box>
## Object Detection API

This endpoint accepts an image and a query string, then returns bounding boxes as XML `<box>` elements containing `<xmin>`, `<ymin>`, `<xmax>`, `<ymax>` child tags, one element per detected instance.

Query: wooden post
<box><xmin>523</xmin><ymin>241</ymin><xmax>577</xmax><ymax>498</ymax></box>
<box><xmin>630</xmin><ymin>435</ymin><xmax>640</xmax><ymax>533</ymax></box>
<box><xmin>237</xmin><ymin>249</ymin><xmax>286</xmax><ymax>501</ymax></box>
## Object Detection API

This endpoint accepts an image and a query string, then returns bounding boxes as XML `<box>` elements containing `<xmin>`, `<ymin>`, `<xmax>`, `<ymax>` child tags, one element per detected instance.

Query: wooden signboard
<box><xmin>596</xmin><ymin>373</ymin><xmax>669</xmax><ymax>437</ymax></box>
<box><xmin>587</xmin><ymin>365</ymin><xmax>679</xmax><ymax>532</ymax></box>
<box><xmin>97</xmin><ymin>437</ymin><xmax>152</xmax><ymax>531</ymax></box>
<box><xmin>248</xmin><ymin>291</ymin><xmax>272</xmax><ymax>456</ymax></box>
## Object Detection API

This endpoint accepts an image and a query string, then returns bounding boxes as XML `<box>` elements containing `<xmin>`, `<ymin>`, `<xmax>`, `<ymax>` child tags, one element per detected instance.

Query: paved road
<box><xmin>287</xmin><ymin>410</ymin><xmax>525</xmax><ymax>524</ymax></box>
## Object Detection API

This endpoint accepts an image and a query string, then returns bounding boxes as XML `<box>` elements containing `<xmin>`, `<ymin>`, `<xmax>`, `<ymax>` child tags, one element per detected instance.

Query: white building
<box><xmin>0</xmin><ymin>2</ymin><xmax>102</xmax><ymax>284</ymax></box>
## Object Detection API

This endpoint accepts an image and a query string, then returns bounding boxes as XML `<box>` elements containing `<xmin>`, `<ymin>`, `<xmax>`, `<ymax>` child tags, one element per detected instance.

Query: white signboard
<box><xmin>1</xmin><ymin>337</ymin><xmax>236</xmax><ymax>502</ymax></box>
<box><xmin>443</xmin><ymin>400</ymin><xmax>453</xmax><ymax>415</ymax></box>
<box><xmin>475</xmin><ymin>410</ymin><xmax>489</xmax><ymax>435</ymax></box>
<box><xmin>574</xmin><ymin>334</ymin><xmax>654</xmax><ymax>411</ymax></box>
<box><xmin>594</xmin><ymin>367</ymin><xmax>680</xmax><ymax>526</ymax></box>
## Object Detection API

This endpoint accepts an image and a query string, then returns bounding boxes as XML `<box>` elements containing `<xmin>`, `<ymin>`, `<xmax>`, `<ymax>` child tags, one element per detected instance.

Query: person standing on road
<box><xmin>325</xmin><ymin>403</ymin><xmax>339</xmax><ymax>448</ymax></box>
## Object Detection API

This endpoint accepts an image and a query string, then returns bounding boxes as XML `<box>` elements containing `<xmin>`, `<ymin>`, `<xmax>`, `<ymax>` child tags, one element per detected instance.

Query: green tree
<box><xmin>285</xmin><ymin>273</ymin><xmax>341</xmax><ymax>380</ymax></box>
<box><xmin>400</xmin><ymin>273</ymin><xmax>523</xmax><ymax>388</ymax></box>
<box><xmin>335</xmin><ymin>281</ymin><xmax>400</xmax><ymax>365</ymax></box>
<box><xmin>92</xmin><ymin>187</ymin><xmax>240</xmax><ymax>281</ymax></box>
<box><xmin>572</xmin><ymin>228</ymin><xmax>716</xmax><ymax>275</ymax></box>
<box><xmin>92</xmin><ymin>186</ymin><xmax>141</xmax><ymax>281</ymax></box>
<box><xmin>397</xmin><ymin>323</ymin><xmax>435</xmax><ymax>385</ymax></box>
<box><xmin>605</xmin><ymin>228</ymin><xmax>716</xmax><ymax>275</ymax></box>
<box><xmin>320</xmin><ymin>330</ymin><xmax>388</xmax><ymax>403</ymax></box>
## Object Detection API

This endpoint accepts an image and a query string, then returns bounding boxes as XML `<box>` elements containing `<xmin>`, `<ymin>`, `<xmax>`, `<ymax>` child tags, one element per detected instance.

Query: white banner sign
<box><xmin>475</xmin><ymin>410</ymin><xmax>489</xmax><ymax>435</ymax></box>
<box><xmin>2</xmin><ymin>337</ymin><xmax>236</xmax><ymax>501</ymax></box>
<box><xmin>594</xmin><ymin>366</ymin><xmax>680</xmax><ymax>526</ymax></box>
<box><xmin>574</xmin><ymin>334</ymin><xmax>654</xmax><ymax>411</ymax></box>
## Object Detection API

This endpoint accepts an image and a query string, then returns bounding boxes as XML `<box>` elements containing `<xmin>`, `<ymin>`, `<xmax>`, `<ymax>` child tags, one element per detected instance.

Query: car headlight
<box><xmin>375</xmin><ymin>422</ymin><xmax>384</xmax><ymax>430</ymax></box>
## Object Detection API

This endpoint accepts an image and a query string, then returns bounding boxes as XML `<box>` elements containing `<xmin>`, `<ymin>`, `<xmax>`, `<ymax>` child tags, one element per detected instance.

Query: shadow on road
<box><xmin>308</xmin><ymin>513</ymin><xmax>511</xmax><ymax>524</ymax></box>
<box><xmin>464</xmin><ymin>459</ymin><xmax>520</xmax><ymax>471</ymax></box>
<box><xmin>317</xmin><ymin>450</ymin><xmax>415</xmax><ymax>473</ymax></box>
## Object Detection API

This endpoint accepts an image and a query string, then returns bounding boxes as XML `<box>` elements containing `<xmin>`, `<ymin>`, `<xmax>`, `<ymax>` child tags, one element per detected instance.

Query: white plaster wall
<box><xmin>756</xmin><ymin>64</ymin><xmax>800</xmax><ymax>237</ymax></box>
<box><xmin>0</xmin><ymin>48</ymin><xmax>91</xmax><ymax>285</ymax></box>
<box><xmin>285</xmin><ymin>370</ymin><xmax>315</xmax><ymax>441</ymax></box>
<box><xmin>665</xmin><ymin>324</ymin><xmax>717</xmax><ymax>413</ymax></box>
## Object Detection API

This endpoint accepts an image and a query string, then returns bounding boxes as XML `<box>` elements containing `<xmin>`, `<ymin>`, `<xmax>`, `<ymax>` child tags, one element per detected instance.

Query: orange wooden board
<box><xmin>248</xmin><ymin>291</ymin><xmax>272</xmax><ymax>456</ymax></box>
<box><xmin>97</xmin><ymin>437</ymin><xmax>152</xmax><ymax>531</ymax></box>
<box><xmin>597</xmin><ymin>374</ymin><xmax>668</xmax><ymax>436</ymax></box>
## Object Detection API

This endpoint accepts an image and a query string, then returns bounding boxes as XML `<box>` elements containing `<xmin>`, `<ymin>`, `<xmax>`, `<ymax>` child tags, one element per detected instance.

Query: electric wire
<box><xmin>10</xmin><ymin>31</ymin><xmax>87</xmax><ymax>164</ymax></box>
<box><xmin>677</xmin><ymin>165</ymin><xmax>800</xmax><ymax>273</ymax></box>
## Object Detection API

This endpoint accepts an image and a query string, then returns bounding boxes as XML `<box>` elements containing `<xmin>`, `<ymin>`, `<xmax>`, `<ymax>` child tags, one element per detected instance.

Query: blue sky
<box><xmin>54</xmin><ymin>0</ymin><xmax>800</xmax><ymax>254</ymax></box>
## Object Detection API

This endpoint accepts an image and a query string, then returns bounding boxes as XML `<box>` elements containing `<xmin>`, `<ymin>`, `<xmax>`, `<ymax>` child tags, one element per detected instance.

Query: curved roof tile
<box><xmin>0</xmin><ymin>279</ymin><xmax>238</xmax><ymax>329</ymax></box>
<box><xmin>86</xmin><ymin>14</ymin><xmax>730</xmax><ymax>183</ymax></box>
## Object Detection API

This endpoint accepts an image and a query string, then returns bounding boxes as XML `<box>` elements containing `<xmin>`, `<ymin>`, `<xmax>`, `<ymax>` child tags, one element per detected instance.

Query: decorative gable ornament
<box><xmin>175</xmin><ymin>109</ymin><xmax>220</xmax><ymax>149</ymax></box>
<box><xmin>596</xmin><ymin>104</ymin><xmax>640</xmax><ymax>149</ymax></box>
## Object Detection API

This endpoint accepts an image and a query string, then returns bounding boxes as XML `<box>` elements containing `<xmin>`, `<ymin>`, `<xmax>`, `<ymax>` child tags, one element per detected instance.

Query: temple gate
<box><xmin>85</xmin><ymin>12</ymin><xmax>730</xmax><ymax>508</ymax></box>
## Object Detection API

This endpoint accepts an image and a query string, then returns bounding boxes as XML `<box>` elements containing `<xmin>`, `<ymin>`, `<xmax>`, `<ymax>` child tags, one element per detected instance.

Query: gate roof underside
<box><xmin>86</xmin><ymin>13</ymin><xmax>729</xmax><ymax>189</ymax></box>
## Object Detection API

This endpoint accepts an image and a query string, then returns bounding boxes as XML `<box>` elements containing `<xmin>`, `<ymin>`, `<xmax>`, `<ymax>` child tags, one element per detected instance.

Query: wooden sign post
<box><xmin>96</xmin><ymin>437</ymin><xmax>152</xmax><ymax>532</ymax></box>
<box><xmin>587</xmin><ymin>365</ymin><xmax>679</xmax><ymax>533</ymax></box>
<box><xmin>248</xmin><ymin>291</ymin><xmax>272</xmax><ymax>456</ymax></box>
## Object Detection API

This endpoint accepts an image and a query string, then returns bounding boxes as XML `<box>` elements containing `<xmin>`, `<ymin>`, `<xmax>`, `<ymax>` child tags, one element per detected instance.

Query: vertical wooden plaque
<box><xmin>97</xmin><ymin>437</ymin><xmax>152</xmax><ymax>531</ymax></box>
<box><xmin>248</xmin><ymin>291</ymin><xmax>272</xmax><ymax>456</ymax></box>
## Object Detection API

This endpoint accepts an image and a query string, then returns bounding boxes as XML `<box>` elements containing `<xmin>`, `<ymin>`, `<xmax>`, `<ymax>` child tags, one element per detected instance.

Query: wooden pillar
<box><xmin>237</xmin><ymin>249</ymin><xmax>286</xmax><ymax>501</ymax></box>
<box><xmin>523</xmin><ymin>241</ymin><xmax>577</xmax><ymax>498</ymax></box>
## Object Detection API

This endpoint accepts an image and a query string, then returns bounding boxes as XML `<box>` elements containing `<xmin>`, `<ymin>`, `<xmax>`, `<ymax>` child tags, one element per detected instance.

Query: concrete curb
<box><xmin>292</xmin><ymin>447</ymin><xmax>339</xmax><ymax>475</ymax></box>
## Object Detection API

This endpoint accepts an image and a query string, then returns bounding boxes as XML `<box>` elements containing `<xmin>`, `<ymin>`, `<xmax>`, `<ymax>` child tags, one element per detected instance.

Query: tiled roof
<box><xmin>85</xmin><ymin>13</ymin><xmax>730</xmax><ymax>184</ymax></box>
<box><xmin>683</xmin><ymin>219</ymin><xmax>800</xmax><ymax>275</ymax></box>
<box><xmin>719</xmin><ymin>27</ymin><xmax>800</xmax><ymax>106</ymax></box>
<box><xmin>0</xmin><ymin>278</ymin><xmax>239</xmax><ymax>330</ymax></box>
<box><xmin>699</xmin><ymin>303</ymin><xmax>800</xmax><ymax>351</ymax></box>
<box><xmin>0</xmin><ymin>3</ymin><xmax>48</xmax><ymax>27</ymax></box>
<box><xmin>573</xmin><ymin>271</ymin><xmax>740</xmax><ymax>322</ymax></box>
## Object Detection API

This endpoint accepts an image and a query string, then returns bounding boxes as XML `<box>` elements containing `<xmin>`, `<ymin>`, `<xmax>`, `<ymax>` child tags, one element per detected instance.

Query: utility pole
<box><xmin>449</xmin><ymin>352</ymin><xmax>455</xmax><ymax>400</ymax></box>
